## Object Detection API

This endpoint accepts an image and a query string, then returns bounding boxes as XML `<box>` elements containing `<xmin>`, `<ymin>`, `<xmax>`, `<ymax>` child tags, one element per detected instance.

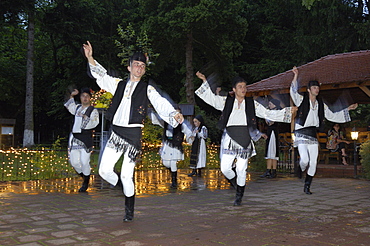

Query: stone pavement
<box><xmin>0</xmin><ymin>169</ymin><xmax>370</xmax><ymax>246</ymax></box>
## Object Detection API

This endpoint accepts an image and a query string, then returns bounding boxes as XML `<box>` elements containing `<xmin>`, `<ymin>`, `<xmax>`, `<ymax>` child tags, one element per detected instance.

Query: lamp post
<box><xmin>350</xmin><ymin>128</ymin><xmax>359</xmax><ymax>178</ymax></box>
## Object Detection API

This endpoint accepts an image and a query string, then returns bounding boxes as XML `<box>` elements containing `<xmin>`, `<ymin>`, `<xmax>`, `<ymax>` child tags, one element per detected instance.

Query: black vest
<box><xmin>217</xmin><ymin>95</ymin><xmax>257</xmax><ymax>131</ymax></box>
<box><xmin>72</xmin><ymin>105</ymin><xmax>95</xmax><ymax>150</ymax></box>
<box><xmin>106</xmin><ymin>79</ymin><xmax>149</xmax><ymax>125</ymax></box>
<box><xmin>72</xmin><ymin>105</ymin><xmax>95</xmax><ymax>130</ymax></box>
<box><xmin>296</xmin><ymin>93</ymin><xmax>325</xmax><ymax>132</ymax></box>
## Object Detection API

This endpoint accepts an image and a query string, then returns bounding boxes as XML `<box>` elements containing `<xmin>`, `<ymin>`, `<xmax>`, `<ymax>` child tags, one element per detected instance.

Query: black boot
<box><xmin>260</xmin><ymin>169</ymin><xmax>271</xmax><ymax>178</ymax></box>
<box><xmin>78</xmin><ymin>175</ymin><xmax>90</xmax><ymax>192</ymax></box>
<box><xmin>227</xmin><ymin>176</ymin><xmax>237</xmax><ymax>190</ymax></box>
<box><xmin>123</xmin><ymin>195</ymin><xmax>135</xmax><ymax>222</ymax></box>
<box><xmin>234</xmin><ymin>185</ymin><xmax>245</xmax><ymax>206</ymax></box>
<box><xmin>197</xmin><ymin>168</ymin><xmax>202</xmax><ymax>177</ymax></box>
<box><xmin>170</xmin><ymin>171</ymin><xmax>178</xmax><ymax>188</ymax></box>
<box><xmin>269</xmin><ymin>169</ymin><xmax>277</xmax><ymax>179</ymax></box>
<box><xmin>304</xmin><ymin>175</ymin><xmax>313</xmax><ymax>195</ymax></box>
<box><xmin>187</xmin><ymin>169</ymin><xmax>197</xmax><ymax>177</ymax></box>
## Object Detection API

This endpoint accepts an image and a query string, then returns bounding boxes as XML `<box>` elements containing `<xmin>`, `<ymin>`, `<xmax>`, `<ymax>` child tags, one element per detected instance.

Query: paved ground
<box><xmin>0</xmin><ymin>169</ymin><xmax>370</xmax><ymax>246</ymax></box>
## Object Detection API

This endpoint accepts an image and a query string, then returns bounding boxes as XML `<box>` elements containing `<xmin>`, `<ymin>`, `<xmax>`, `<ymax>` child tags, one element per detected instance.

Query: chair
<box><xmin>278</xmin><ymin>132</ymin><xmax>294</xmax><ymax>171</ymax></box>
<box><xmin>318</xmin><ymin>132</ymin><xmax>342</xmax><ymax>164</ymax></box>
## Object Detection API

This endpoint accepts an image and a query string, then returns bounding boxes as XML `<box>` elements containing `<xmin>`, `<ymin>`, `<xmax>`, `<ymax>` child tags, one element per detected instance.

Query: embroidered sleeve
<box><xmin>324</xmin><ymin>103</ymin><xmax>351</xmax><ymax>123</ymax></box>
<box><xmin>198</xmin><ymin>126</ymin><xmax>208</xmax><ymax>139</ymax></box>
<box><xmin>147</xmin><ymin>85</ymin><xmax>179</xmax><ymax>128</ymax></box>
<box><xmin>195</xmin><ymin>81</ymin><xmax>226</xmax><ymax>111</ymax></box>
<box><xmin>89</xmin><ymin>60</ymin><xmax>121</xmax><ymax>95</ymax></box>
<box><xmin>82</xmin><ymin>108</ymin><xmax>100</xmax><ymax>129</ymax></box>
<box><xmin>254</xmin><ymin>100</ymin><xmax>292</xmax><ymax>123</ymax></box>
<box><xmin>64</xmin><ymin>98</ymin><xmax>77</xmax><ymax>115</ymax></box>
<box><xmin>290</xmin><ymin>78</ymin><xmax>303</xmax><ymax>107</ymax></box>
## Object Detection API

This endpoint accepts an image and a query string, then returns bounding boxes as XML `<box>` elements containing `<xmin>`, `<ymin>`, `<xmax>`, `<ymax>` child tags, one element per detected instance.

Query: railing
<box><xmin>277</xmin><ymin>133</ymin><xmax>296</xmax><ymax>174</ymax></box>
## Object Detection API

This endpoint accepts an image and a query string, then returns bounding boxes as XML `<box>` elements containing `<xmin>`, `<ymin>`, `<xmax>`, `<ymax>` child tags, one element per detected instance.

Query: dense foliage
<box><xmin>0</xmin><ymin>0</ymin><xmax>369</xmax><ymax>146</ymax></box>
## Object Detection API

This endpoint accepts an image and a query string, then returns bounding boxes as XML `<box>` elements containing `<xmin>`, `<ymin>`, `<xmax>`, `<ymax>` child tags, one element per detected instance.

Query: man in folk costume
<box><xmin>65</xmin><ymin>88</ymin><xmax>99</xmax><ymax>192</ymax></box>
<box><xmin>290</xmin><ymin>66</ymin><xmax>358</xmax><ymax>194</ymax></box>
<box><xmin>83</xmin><ymin>41</ymin><xmax>184</xmax><ymax>222</ymax></box>
<box><xmin>150</xmin><ymin>108</ymin><xmax>191</xmax><ymax>188</ymax></box>
<box><xmin>195</xmin><ymin>72</ymin><xmax>296</xmax><ymax>205</ymax></box>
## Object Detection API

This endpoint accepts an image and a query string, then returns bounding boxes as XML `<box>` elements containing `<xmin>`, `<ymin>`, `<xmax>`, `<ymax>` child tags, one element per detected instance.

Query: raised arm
<box><xmin>64</xmin><ymin>89</ymin><xmax>79</xmax><ymax>115</ymax></box>
<box><xmin>83</xmin><ymin>41</ymin><xmax>96</xmax><ymax>66</ymax></box>
<box><xmin>194</xmin><ymin>71</ymin><xmax>226</xmax><ymax>111</ymax></box>
<box><xmin>290</xmin><ymin>66</ymin><xmax>303</xmax><ymax>107</ymax></box>
<box><xmin>82</xmin><ymin>41</ymin><xmax>121</xmax><ymax>94</ymax></box>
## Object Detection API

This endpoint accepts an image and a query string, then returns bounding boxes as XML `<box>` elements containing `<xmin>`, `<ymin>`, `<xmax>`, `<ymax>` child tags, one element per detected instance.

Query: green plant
<box><xmin>248</xmin><ymin>139</ymin><xmax>266</xmax><ymax>172</ymax></box>
<box><xmin>359</xmin><ymin>140</ymin><xmax>370</xmax><ymax>180</ymax></box>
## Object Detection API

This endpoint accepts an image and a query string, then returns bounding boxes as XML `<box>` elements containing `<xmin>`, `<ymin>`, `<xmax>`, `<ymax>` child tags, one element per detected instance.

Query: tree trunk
<box><xmin>23</xmin><ymin>9</ymin><xmax>35</xmax><ymax>148</ymax></box>
<box><xmin>185</xmin><ymin>31</ymin><xmax>195</xmax><ymax>104</ymax></box>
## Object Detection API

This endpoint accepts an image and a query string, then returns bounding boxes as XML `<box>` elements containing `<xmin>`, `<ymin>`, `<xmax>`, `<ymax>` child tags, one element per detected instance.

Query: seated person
<box><xmin>326</xmin><ymin>123</ymin><xmax>350</xmax><ymax>165</ymax></box>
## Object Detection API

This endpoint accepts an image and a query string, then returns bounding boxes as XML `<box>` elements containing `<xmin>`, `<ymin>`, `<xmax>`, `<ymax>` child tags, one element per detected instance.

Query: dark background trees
<box><xmin>0</xmin><ymin>0</ymin><xmax>369</xmax><ymax>146</ymax></box>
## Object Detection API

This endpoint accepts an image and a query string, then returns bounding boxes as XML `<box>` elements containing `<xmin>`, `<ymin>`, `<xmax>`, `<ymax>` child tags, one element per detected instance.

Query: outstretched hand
<box><xmin>348</xmin><ymin>103</ymin><xmax>358</xmax><ymax>110</ymax></box>
<box><xmin>174</xmin><ymin>112</ymin><xmax>184</xmax><ymax>124</ymax></box>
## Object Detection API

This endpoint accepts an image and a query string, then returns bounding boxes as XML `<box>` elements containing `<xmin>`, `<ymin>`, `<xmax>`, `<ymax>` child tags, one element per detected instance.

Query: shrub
<box><xmin>359</xmin><ymin>140</ymin><xmax>370</xmax><ymax>179</ymax></box>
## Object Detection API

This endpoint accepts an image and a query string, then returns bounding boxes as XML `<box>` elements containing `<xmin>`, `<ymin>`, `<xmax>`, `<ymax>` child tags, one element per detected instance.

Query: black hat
<box><xmin>129</xmin><ymin>52</ymin><xmax>147</xmax><ymax>65</ymax></box>
<box><xmin>80</xmin><ymin>87</ymin><xmax>92</xmax><ymax>97</ymax></box>
<box><xmin>194</xmin><ymin>115</ymin><xmax>204</xmax><ymax>125</ymax></box>
<box><xmin>308</xmin><ymin>80</ymin><xmax>320</xmax><ymax>88</ymax></box>
<box><xmin>231</xmin><ymin>76</ymin><xmax>247</xmax><ymax>88</ymax></box>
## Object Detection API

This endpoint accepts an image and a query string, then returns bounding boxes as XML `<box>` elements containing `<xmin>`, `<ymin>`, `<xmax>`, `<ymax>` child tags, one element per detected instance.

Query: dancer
<box><xmin>83</xmin><ymin>41</ymin><xmax>183</xmax><ymax>221</ymax></box>
<box><xmin>260</xmin><ymin>99</ymin><xmax>282</xmax><ymax>178</ymax></box>
<box><xmin>64</xmin><ymin>88</ymin><xmax>99</xmax><ymax>192</ymax></box>
<box><xmin>195</xmin><ymin>71</ymin><xmax>295</xmax><ymax>205</ymax></box>
<box><xmin>187</xmin><ymin>115</ymin><xmax>208</xmax><ymax>177</ymax></box>
<box><xmin>290</xmin><ymin>66</ymin><xmax>357</xmax><ymax>194</ymax></box>
<box><xmin>151</xmin><ymin>108</ymin><xmax>191</xmax><ymax>188</ymax></box>
<box><xmin>327</xmin><ymin>123</ymin><xmax>350</xmax><ymax>165</ymax></box>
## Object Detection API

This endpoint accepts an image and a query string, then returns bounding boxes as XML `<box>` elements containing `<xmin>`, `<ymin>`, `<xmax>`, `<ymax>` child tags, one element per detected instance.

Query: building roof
<box><xmin>245</xmin><ymin>50</ymin><xmax>370</xmax><ymax>104</ymax></box>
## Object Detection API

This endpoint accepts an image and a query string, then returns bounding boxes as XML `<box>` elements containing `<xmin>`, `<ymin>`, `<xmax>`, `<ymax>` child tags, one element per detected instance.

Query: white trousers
<box><xmin>298</xmin><ymin>143</ymin><xmax>319</xmax><ymax>176</ymax></box>
<box><xmin>98</xmin><ymin>146</ymin><xmax>136</xmax><ymax>197</ymax></box>
<box><xmin>162</xmin><ymin>160</ymin><xmax>177</xmax><ymax>172</ymax></box>
<box><xmin>220</xmin><ymin>154</ymin><xmax>248</xmax><ymax>186</ymax></box>
<box><xmin>69</xmin><ymin>149</ymin><xmax>91</xmax><ymax>176</ymax></box>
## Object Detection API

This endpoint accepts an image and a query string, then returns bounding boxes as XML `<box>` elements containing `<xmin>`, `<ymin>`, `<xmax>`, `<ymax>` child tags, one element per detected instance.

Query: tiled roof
<box><xmin>245</xmin><ymin>50</ymin><xmax>370</xmax><ymax>104</ymax></box>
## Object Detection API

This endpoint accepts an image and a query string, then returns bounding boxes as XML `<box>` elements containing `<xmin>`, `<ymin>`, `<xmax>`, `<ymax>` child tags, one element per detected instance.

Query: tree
<box><xmin>139</xmin><ymin>0</ymin><xmax>249</xmax><ymax>104</ymax></box>
<box><xmin>23</xmin><ymin>4</ymin><xmax>35</xmax><ymax>147</ymax></box>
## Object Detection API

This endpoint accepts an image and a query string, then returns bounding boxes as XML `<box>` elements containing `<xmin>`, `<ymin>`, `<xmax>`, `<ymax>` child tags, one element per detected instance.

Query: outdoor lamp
<box><xmin>350</xmin><ymin>130</ymin><xmax>358</xmax><ymax>141</ymax></box>
<box><xmin>351</xmin><ymin>127</ymin><xmax>359</xmax><ymax>178</ymax></box>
